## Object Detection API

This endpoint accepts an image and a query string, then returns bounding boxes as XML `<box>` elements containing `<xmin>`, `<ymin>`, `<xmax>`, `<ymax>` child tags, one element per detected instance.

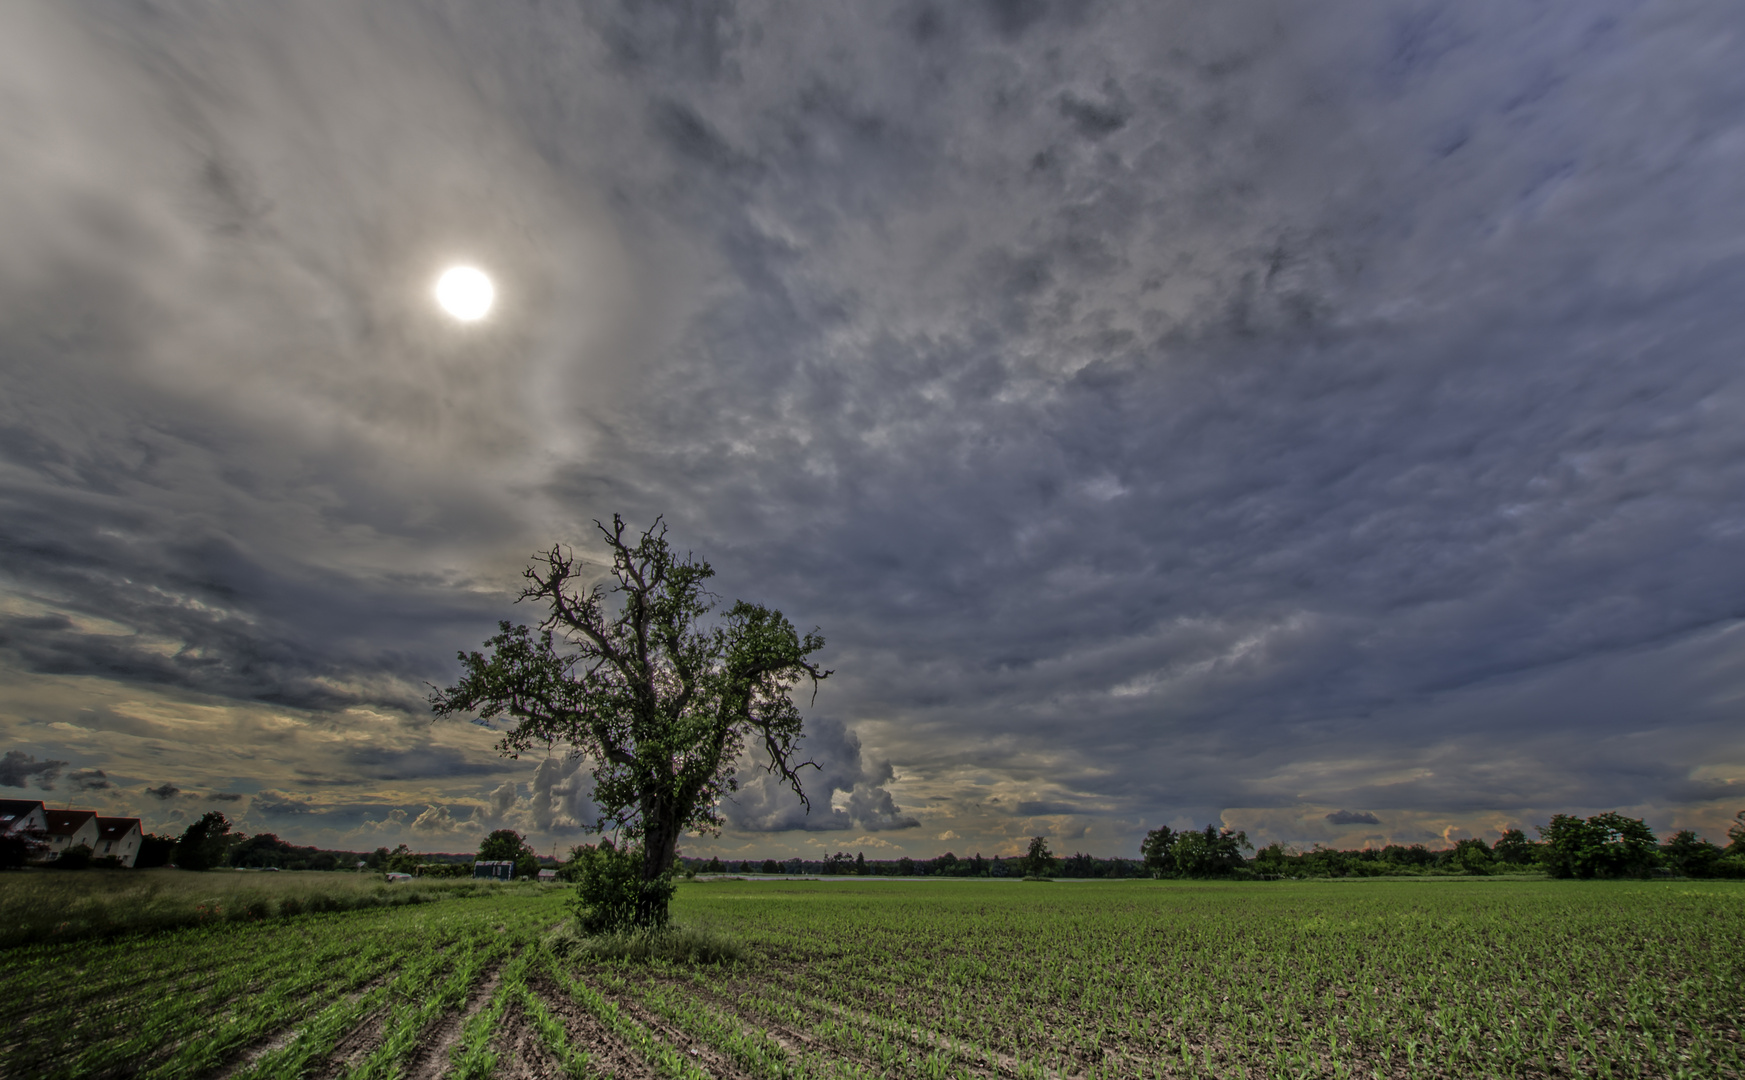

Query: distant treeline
<box><xmin>678</xmin><ymin>810</ymin><xmax>1745</xmax><ymax>882</ymax></box>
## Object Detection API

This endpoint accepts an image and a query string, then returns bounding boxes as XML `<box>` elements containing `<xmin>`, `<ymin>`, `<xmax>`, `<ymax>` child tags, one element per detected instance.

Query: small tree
<box><xmin>1023</xmin><ymin>836</ymin><xmax>1056</xmax><ymax>878</ymax></box>
<box><xmin>174</xmin><ymin>812</ymin><xmax>232</xmax><ymax>871</ymax></box>
<box><xmin>432</xmin><ymin>515</ymin><xmax>829</xmax><ymax>928</ymax></box>
<box><xmin>855</xmin><ymin>851</ymin><xmax>867</xmax><ymax>875</ymax></box>
<box><xmin>1728</xmin><ymin>810</ymin><xmax>1745</xmax><ymax>856</ymax></box>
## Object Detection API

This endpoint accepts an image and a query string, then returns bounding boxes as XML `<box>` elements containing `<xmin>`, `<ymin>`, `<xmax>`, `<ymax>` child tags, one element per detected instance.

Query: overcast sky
<box><xmin>3</xmin><ymin>1</ymin><xmax>1742</xmax><ymax>861</ymax></box>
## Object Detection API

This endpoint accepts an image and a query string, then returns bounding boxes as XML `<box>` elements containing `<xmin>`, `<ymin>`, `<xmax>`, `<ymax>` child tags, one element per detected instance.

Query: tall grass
<box><xmin>0</xmin><ymin>868</ymin><xmax>547</xmax><ymax>948</ymax></box>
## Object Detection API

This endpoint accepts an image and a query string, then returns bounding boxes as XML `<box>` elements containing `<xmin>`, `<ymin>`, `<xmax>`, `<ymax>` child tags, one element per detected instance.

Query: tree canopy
<box><xmin>431</xmin><ymin>515</ymin><xmax>829</xmax><ymax>926</ymax></box>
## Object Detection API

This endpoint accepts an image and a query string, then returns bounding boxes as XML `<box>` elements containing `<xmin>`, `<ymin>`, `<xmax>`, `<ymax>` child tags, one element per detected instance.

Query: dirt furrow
<box><xmin>529</xmin><ymin>973</ymin><xmax>662</xmax><ymax>1080</ymax></box>
<box><xmin>309</xmin><ymin>1007</ymin><xmax>389</xmax><ymax>1080</ymax></box>
<box><xmin>400</xmin><ymin>962</ymin><xmax>504</xmax><ymax>1080</ymax></box>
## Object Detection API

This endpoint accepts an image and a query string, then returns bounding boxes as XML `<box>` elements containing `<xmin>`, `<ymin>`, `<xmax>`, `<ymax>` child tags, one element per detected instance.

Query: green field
<box><xmin>2</xmin><ymin>876</ymin><xmax>1741</xmax><ymax>1079</ymax></box>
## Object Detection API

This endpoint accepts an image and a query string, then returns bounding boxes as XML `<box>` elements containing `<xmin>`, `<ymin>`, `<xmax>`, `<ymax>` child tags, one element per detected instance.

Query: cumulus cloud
<box><xmin>1326</xmin><ymin>810</ymin><xmax>1382</xmax><ymax>826</ymax></box>
<box><xmin>1</xmin><ymin>751</ymin><xmax>68</xmax><ymax>790</ymax></box>
<box><xmin>411</xmin><ymin>804</ymin><xmax>467</xmax><ymax>834</ymax></box>
<box><xmin>725</xmin><ymin>718</ymin><xmax>918</xmax><ymax>833</ymax></box>
<box><xmin>69</xmin><ymin>768</ymin><xmax>111</xmax><ymax>792</ymax></box>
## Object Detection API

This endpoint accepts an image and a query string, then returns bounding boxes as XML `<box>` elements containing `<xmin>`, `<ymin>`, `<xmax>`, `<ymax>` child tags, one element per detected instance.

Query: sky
<box><xmin>2</xmin><ymin>1</ymin><xmax>1743</xmax><ymax>862</ymax></box>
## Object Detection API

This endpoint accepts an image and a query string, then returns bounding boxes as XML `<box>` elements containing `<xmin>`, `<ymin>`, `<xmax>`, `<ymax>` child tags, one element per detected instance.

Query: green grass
<box><xmin>0</xmin><ymin>867</ymin><xmax>546</xmax><ymax>947</ymax></box>
<box><xmin>1</xmin><ymin>876</ymin><xmax>1740</xmax><ymax>1079</ymax></box>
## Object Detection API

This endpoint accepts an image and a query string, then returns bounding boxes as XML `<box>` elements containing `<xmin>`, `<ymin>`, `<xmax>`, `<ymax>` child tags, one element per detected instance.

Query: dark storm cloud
<box><xmin>207</xmin><ymin>792</ymin><xmax>244</xmax><ymax>802</ymax></box>
<box><xmin>69</xmin><ymin>768</ymin><xmax>111</xmax><ymax>792</ymax></box>
<box><xmin>0</xmin><ymin>750</ymin><xmax>67</xmax><ymax>789</ymax></box>
<box><xmin>145</xmin><ymin>783</ymin><xmax>181</xmax><ymax>800</ymax></box>
<box><xmin>4</xmin><ymin>1</ymin><xmax>1744</xmax><ymax>852</ymax></box>
<box><xmin>1326</xmin><ymin>810</ymin><xmax>1381</xmax><ymax>827</ymax></box>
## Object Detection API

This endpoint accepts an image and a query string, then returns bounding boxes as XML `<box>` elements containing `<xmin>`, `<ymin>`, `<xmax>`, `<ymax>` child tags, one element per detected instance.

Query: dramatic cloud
<box><xmin>0</xmin><ymin>751</ymin><xmax>67</xmax><ymax>790</ymax></box>
<box><xmin>1326</xmin><ymin>810</ymin><xmax>1382</xmax><ymax>827</ymax></box>
<box><xmin>726</xmin><ymin>718</ymin><xmax>918</xmax><ymax>833</ymax></box>
<box><xmin>144</xmin><ymin>783</ymin><xmax>181</xmax><ymax>800</ymax></box>
<box><xmin>207</xmin><ymin>792</ymin><xmax>244</xmax><ymax>803</ymax></box>
<box><xmin>2</xmin><ymin>2</ymin><xmax>1742</xmax><ymax>856</ymax></box>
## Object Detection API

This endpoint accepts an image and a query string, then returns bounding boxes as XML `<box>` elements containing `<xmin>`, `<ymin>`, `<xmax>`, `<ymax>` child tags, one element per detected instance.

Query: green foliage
<box><xmin>1023</xmin><ymin>836</ymin><xmax>1056</xmax><ymax>878</ymax></box>
<box><xmin>477</xmin><ymin>829</ymin><xmax>534</xmax><ymax>863</ymax></box>
<box><xmin>570</xmin><ymin>841</ymin><xmax>674</xmax><ymax>934</ymax></box>
<box><xmin>1446</xmin><ymin>837</ymin><xmax>1495</xmax><ymax>876</ymax></box>
<box><xmin>1538</xmin><ymin>812</ymin><xmax>1659</xmax><ymax>879</ymax></box>
<box><xmin>1661</xmin><ymin>830</ymin><xmax>1724</xmax><ymax>878</ymax></box>
<box><xmin>1140</xmin><ymin>826</ymin><xmax>1175</xmax><ymax>875</ymax></box>
<box><xmin>430</xmin><ymin>515</ymin><xmax>830</xmax><ymax>927</ymax></box>
<box><xmin>761</xmin><ymin>858</ymin><xmax>781</xmax><ymax>874</ymax></box>
<box><xmin>1492</xmin><ymin>828</ymin><xmax>1536</xmax><ymax>865</ymax></box>
<box><xmin>174</xmin><ymin>811</ymin><xmax>233</xmax><ymax>872</ymax></box>
<box><xmin>1728</xmin><ymin>810</ymin><xmax>1745</xmax><ymax>856</ymax></box>
<box><xmin>1144</xmin><ymin>824</ymin><xmax>1253</xmax><ymax>877</ymax></box>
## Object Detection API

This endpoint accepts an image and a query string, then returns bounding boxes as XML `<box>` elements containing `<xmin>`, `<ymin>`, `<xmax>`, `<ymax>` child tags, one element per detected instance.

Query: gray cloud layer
<box><xmin>3</xmin><ymin>1</ymin><xmax>1743</xmax><ymax>852</ymax></box>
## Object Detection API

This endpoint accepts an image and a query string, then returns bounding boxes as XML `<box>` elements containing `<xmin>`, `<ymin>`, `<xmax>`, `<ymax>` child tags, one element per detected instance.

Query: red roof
<box><xmin>43</xmin><ymin>809</ymin><xmax>97</xmax><ymax>836</ymax></box>
<box><xmin>95</xmin><ymin>817</ymin><xmax>141</xmax><ymax>841</ymax></box>
<box><xmin>0</xmin><ymin>799</ymin><xmax>44</xmax><ymax>833</ymax></box>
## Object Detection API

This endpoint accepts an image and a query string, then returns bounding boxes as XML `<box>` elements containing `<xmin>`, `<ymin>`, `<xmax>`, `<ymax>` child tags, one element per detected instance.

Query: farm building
<box><xmin>473</xmin><ymin>860</ymin><xmax>515</xmax><ymax>881</ymax></box>
<box><xmin>43</xmin><ymin>809</ymin><xmax>100</xmax><ymax>861</ymax></box>
<box><xmin>0</xmin><ymin>799</ymin><xmax>47</xmax><ymax>837</ymax></box>
<box><xmin>537</xmin><ymin>868</ymin><xmax>557</xmax><ymax>881</ymax></box>
<box><xmin>93</xmin><ymin>817</ymin><xmax>144</xmax><ymax>868</ymax></box>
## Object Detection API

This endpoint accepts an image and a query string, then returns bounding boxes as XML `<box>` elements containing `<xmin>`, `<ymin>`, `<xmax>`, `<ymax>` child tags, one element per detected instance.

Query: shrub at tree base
<box><xmin>570</xmin><ymin>842</ymin><xmax>674</xmax><ymax>935</ymax></box>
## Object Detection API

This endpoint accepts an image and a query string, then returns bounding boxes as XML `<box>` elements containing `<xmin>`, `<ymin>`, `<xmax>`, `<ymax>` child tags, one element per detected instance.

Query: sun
<box><xmin>434</xmin><ymin>265</ymin><xmax>495</xmax><ymax>321</ymax></box>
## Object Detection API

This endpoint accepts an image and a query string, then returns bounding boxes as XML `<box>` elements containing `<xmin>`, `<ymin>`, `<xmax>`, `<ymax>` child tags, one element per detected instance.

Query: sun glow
<box><xmin>434</xmin><ymin>265</ymin><xmax>494</xmax><ymax>321</ymax></box>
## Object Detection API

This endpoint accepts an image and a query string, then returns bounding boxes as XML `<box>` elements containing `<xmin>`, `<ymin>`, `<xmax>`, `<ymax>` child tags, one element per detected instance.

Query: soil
<box><xmin>400</xmin><ymin>962</ymin><xmax>504</xmax><ymax>1080</ymax></box>
<box><xmin>526</xmin><ymin>973</ymin><xmax>663</xmax><ymax>1080</ymax></box>
<box><xmin>308</xmin><ymin>1008</ymin><xmax>388</xmax><ymax>1080</ymax></box>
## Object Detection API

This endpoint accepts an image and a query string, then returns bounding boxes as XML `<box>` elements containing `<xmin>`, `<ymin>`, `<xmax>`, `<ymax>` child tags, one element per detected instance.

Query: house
<box><xmin>537</xmin><ymin>868</ymin><xmax>557</xmax><ymax>882</ymax></box>
<box><xmin>0</xmin><ymin>799</ymin><xmax>47</xmax><ymax>836</ymax></box>
<box><xmin>93</xmin><ymin>817</ymin><xmax>144</xmax><ymax>868</ymax></box>
<box><xmin>473</xmin><ymin>860</ymin><xmax>515</xmax><ymax>881</ymax></box>
<box><xmin>42</xmin><ymin>809</ymin><xmax>100</xmax><ymax>861</ymax></box>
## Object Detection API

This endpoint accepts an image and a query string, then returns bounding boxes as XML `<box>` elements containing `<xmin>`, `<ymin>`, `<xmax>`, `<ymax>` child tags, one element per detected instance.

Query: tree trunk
<box><xmin>637</xmin><ymin>801</ymin><xmax>682</xmax><ymax>927</ymax></box>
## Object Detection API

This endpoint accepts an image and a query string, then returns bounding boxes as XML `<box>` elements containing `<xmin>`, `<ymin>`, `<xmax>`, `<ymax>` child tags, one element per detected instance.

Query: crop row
<box><xmin>3</xmin><ymin>878</ymin><xmax>1741</xmax><ymax>1079</ymax></box>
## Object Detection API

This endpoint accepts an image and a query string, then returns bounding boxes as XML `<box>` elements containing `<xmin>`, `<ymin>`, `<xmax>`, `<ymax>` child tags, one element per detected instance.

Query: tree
<box><xmin>761</xmin><ymin>858</ymin><xmax>781</xmax><ymax>874</ymax></box>
<box><xmin>1140</xmin><ymin>826</ymin><xmax>1176</xmax><ymax>877</ymax></box>
<box><xmin>1493</xmin><ymin>828</ymin><xmax>1535</xmax><ymax>865</ymax></box>
<box><xmin>1023</xmin><ymin>836</ymin><xmax>1056</xmax><ymax>878</ymax></box>
<box><xmin>1538</xmin><ymin>812</ymin><xmax>1658</xmax><ymax>879</ymax></box>
<box><xmin>1445</xmin><ymin>837</ymin><xmax>1494</xmax><ymax>876</ymax></box>
<box><xmin>855</xmin><ymin>851</ymin><xmax>867</xmax><ymax>875</ymax></box>
<box><xmin>1728</xmin><ymin>810</ymin><xmax>1745</xmax><ymax>856</ymax></box>
<box><xmin>432</xmin><ymin>515</ymin><xmax>829</xmax><ymax>928</ymax></box>
<box><xmin>174</xmin><ymin>812</ymin><xmax>232</xmax><ymax>871</ymax></box>
<box><xmin>1160</xmin><ymin>825</ymin><xmax>1253</xmax><ymax>878</ymax></box>
<box><xmin>1661</xmin><ymin>830</ymin><xmax>1723</xmax><ymax>878</ymax></box>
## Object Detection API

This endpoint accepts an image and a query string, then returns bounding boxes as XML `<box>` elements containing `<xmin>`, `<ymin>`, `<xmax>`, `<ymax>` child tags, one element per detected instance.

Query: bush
<box><xmin>54</xmin><ymin>844</ymin><xmax>94</xmax><ymax>870</ymax></box>
<box><xmin>570</xmin><ymin>843</ymin><xmax>674</xmax><ymax>935</ymax></box>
